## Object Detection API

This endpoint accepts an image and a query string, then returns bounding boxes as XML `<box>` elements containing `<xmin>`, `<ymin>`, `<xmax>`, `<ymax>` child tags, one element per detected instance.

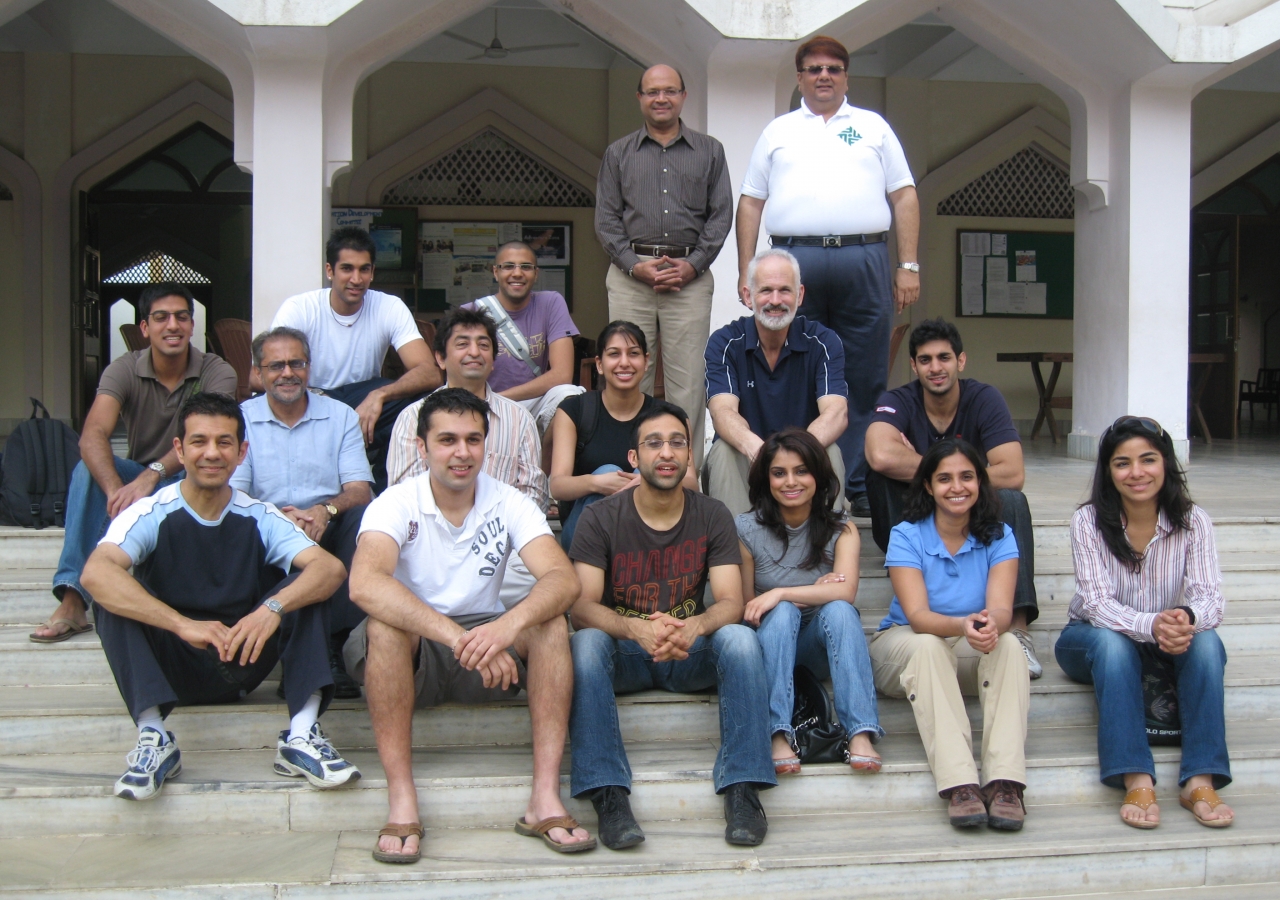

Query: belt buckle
<box><xmin>822</xmin><ymin>235</ymin><xmax>841</xmax><ymax>248</ymax></box>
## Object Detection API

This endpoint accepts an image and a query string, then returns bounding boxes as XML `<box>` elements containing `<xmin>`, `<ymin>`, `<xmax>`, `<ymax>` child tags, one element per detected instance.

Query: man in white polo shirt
<box><xmin>346</xmin><ymin>387</ymin><xmax>593</xmax><ymax>864</ymax></box>
<box><xmin>735</xmin><ymin>35</ymin><xmax>920</xmax><ymax>518</ymax></box>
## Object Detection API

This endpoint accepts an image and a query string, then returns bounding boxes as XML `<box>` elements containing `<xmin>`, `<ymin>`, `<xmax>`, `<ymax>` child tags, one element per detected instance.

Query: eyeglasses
<box><xmin>147</xmin><ymin>310</ymin><xmax>192</xmax><ymax>324</ymax></box>
<box><xmin>639</xmin><ymin>437</ymin><xmax>690</xmax><ymax>451</ymax></box>
<box><xmin>1108</xmin><ymin>415</ymin><xmax>1164</xmax><ymax>438</ymax></box>
<box><xmin>641</xmin><ymin>88</ymin><xmax>684</xmax><ymax>99</ymax></box>
<box><xmin>800</xmin><ymin>64</ymin><xmax>846</xmax><ymax>76</ymax></box>
<box><xmin>260</xmin><ymin>359</ymin><xmax>309</xmax><ymax>373</ymax></box>
<box><xmin>495</xmin><ymin>262</ymin><xmax>537</xmax><ymax>273</ymax></box>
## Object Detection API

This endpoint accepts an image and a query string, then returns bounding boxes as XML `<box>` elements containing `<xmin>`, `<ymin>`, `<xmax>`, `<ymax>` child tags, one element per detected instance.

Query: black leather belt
<box><xmin>771</xmin><ymin>233</ymin><xmax>888</xmax><ymax>248</ymax></box>
<box><xmin>631</xmin><ymin>242</ymin><xmax>693</xmax><ymax>257</ymax></box>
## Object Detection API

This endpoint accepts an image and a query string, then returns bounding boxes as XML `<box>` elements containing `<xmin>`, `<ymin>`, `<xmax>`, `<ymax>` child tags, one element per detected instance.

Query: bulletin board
<box><xmin>417</xmin><ymin>220</ymin><xmax>573</xmax><ymax>313</ymax></box>
<box><xmin>954</xmin><ymin>229</ymin><xmax>1074</xmax><ymax>319</ymax></box>
<box><xmin>329</xmin><ymin>207</ymin><xmax>417</xmax><ymax>272</ymax></box>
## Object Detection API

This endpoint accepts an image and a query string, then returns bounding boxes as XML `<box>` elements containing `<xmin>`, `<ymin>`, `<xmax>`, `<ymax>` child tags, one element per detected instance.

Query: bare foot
<box><xmin>1121</xmin><ymin>773</ymin><xmax>1160</xmax><ymax>827</ymax></box>
<box><xmin>377</xmin><ymin>827</ymin><xmax>420</xmax><ymax>858</ymax></box>
<box><xmin>526</xmin><ymin>797</ymin><xmax>592</xmax><ymax>847</ymax></box>
<box><xmin>848</xmin><ymin>732</ymin><xmax>880</xmax><ymax>764</ymax></box>
<box><xmin>1181</xmin><ymin>775</ymin><xmax>1233</xmax><ymax>825</ymax></box>
<box><xmin>377</xmin><ymin>790</ymin><xmax>422</xmax><ymax>857</ymax></box>
<box><xmin>30</xmin><ymin>590</ymin><xmax>89</xmax><ymax>640</ymax></box>
<box><xmin>772</xmin><ymin>733</ymin><xmax>797</xmax><ymax>762</ymax></box>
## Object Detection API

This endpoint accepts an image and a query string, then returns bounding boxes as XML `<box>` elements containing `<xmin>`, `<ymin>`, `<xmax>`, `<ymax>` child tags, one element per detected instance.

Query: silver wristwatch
<box><xmin>148</xmin><ymin>461</ymin><xmax>167</xmax><ymax>477</ymax></box>
<box><xmin>897</xmin><ymin>262</ymin><xmax>921</xmax><ymax>273</ymax></box>
<box><xmin>263</xmin><ymin>599</ymin><xmax>284</xmax><ymax>616</ymax></box>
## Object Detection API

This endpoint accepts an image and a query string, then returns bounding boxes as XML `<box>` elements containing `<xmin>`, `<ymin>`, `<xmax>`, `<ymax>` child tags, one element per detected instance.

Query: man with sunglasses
<box><xmin>595</xmin><ymin>64</ymin><xmax>733</xmax><ymax>467</ymax></box>
<box><xmin>231</xmin><ymin>327</ymin><xmax>374</xmax><ymax>698</ymax></box>
<box><xmin>34</xmin><ymin>282</ymin><xmax>237</xmax><ymax>644</ymax></box>
<box><xmin>736</xmin><ymin>35</ymin><xmax>920</xmax><ymax>518</ymax></box>
<box><xmin>568</xmin><ymin>401</ymin><xmax>774</xmax><ymax>849</ymax></box>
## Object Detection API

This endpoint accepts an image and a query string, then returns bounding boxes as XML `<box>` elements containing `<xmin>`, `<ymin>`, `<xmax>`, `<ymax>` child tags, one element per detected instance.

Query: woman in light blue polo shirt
<box><xmin>868</xmin><ymin>438</ymin><xmax>1030</xmax><ymax>832</ymax></box>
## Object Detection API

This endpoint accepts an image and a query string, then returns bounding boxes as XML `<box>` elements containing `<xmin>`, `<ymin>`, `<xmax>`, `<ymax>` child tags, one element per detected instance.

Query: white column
<box><xmin>1070</xmin><ymin>84</ymin><xmax>1193</xmax><ymax>460</ymax></box>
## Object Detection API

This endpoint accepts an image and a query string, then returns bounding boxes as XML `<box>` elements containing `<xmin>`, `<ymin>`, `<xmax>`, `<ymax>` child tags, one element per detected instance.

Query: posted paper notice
<box><xmin>986</xmin><ymin>256</ymin><xmax>1009</xmax><ymax>283</ymax></box>
<box><xmin>961</xmin><ymin>232</ymin><xmax>991</xmax><ymax>257</ymax></box>
<box><xmin>962</xmin><ymin>256</ymin><xmax>985</xmax><ymax>285</ymax></box>
<box><xmin>961</xmin><ymin>283</ymin><xmax>984</xmax><ymax>316</ymax></box>
<box><xmin>1015</xmin><ymin>250</ymin><xmax>1037</xmax><ymax>282</ymax></box>
<box><xmin>991</xmin><ymin>234</ymin><xmax>1008</xmax><ymax>256</ymax></box>
<box><xmin>986</xmin><ymin>282</ymin><xmax>1011</xmax><ymax>313</ymax></box>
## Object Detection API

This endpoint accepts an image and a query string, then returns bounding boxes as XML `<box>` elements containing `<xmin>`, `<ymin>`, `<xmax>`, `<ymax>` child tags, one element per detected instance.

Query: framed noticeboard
<box><xmin>417</xmin><ymin>220</ymin><xmax>572</xmax><ymax>313</ymax></box>
<box><xmin>329</xmin><ymin>207</ymin><xmax>418</xmax><ymax>272</ymax></box>
<box><xmin>955</xmin><ymin>229</ymin><xmax>1073</xmax><ymax>319</ymax></box>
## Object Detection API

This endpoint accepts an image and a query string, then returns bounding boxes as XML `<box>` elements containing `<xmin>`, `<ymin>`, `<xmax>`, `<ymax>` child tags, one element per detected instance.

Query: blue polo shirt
<box><xmin>870</xmin><ymin>379</ymin><xmax>1020</xmax><ymax>459</ymax></box>
<box><xmin>880</xmin><ymin>515</ymin><xmax>1018</xmax><ymax>630</ymax></box>
<box><xmin>704</xmin><ymin>315</ymin><xmax>847</xmax><ymax>439</ymax></box>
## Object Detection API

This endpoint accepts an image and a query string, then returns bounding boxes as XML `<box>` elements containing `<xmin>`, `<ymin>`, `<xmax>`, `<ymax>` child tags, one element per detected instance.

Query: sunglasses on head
<box><xmin>1107</xmin><ymin>415</ymin><xmax>1165</xmax><ymax>440</ymax></box>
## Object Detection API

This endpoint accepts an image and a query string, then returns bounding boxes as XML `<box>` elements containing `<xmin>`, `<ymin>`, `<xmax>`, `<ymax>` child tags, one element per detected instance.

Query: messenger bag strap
<box><xmin>473</xmin><ymin>294</ymin><xmax>541</xmax><ymax>377</ymax></box>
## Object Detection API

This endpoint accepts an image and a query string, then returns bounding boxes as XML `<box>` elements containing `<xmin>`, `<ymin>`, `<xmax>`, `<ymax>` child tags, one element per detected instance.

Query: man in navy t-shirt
<box><xmin>82</xmin><ymin>393</ymin><xmax>360</xmax><ymax>800</ymax></box>
<box><xmin>864</xmin><ymin>318</ymin><xmax>1042</xmax><ymax>677</ymax></box>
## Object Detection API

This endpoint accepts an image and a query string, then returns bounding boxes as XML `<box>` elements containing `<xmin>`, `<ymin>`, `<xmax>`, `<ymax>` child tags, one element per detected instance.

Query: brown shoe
<box><xmin>947</xmin><ymin>784</ymin><xmax>988</xmax><ymax>828</ymax></box>
<box><xmin>984</xmin><ymin>780</ymin><xmax>1026</xmax><ymax>831</ymax></box>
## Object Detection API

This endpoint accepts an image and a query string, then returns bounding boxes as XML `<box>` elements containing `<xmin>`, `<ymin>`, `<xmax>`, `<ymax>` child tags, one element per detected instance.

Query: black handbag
<box><xmin>1138</xmin><ymin>643</ymin><xmax>1182</xmax><ymax>746</ymax></box>
<box><xmin>792</xmin><ymin>665</ymin><xmax>850</xmax><ymax>764</ymax></box>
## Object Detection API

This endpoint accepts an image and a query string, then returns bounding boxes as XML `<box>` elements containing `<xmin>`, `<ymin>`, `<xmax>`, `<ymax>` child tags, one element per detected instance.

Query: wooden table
<box><xmin>1189</xmin><ymin>352</ymin><xmax>1225</xmax><ymax>444</ymax></box>
<box><xmin>996</xmin><ymin>352</ymin><xmax>1073</xmax><ymax>442</ymax></box>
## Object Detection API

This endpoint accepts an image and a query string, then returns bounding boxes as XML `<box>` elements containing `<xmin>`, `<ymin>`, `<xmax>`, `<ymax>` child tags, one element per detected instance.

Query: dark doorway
<box><xmin>1189</xmin><ymin>214</ymin><xmax>1238</xmax><ymax>441</ymax></box>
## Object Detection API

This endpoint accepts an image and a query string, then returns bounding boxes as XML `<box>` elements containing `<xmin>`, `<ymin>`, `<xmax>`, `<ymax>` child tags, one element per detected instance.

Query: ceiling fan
<box><xmin>444</xmin><ymin>10</ymin><xmax>579</xmax><ymax>61</ymax></box>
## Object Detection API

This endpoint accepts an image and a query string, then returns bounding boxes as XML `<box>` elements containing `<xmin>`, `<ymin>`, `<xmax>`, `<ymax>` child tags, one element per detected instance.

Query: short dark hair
<box><xmin>494</xmin><ymin>241</ymin><xmax>538</xmax><ymax>261</ymax></box>
<box><xmin>631</xmin><ymin>400</ymin><xmax>690</xmax><ymax>450</ymax></box>
<box><xmin>251</xmin><ymin>326</ymin><xmax>311</xmax><ymax>367</ymax></box>
<box><xmin>908</xmin><ymin>317</ymin><xmax>964</xmax><ymax>358</ymax></box>
<box><xmin>325</xmin><ymin>226</ymin><xmax>376</xmax><ymax>268</ymax></box>
<box><xmin>637</xmin><ymin>65</ymin><xmax>686</xmax><ymax>93</ymax></box>
<box><xmin>416</xmin><ymin>387</ymin><xmax>490</xmax><ymax>442</ymax></box>
<box><xmin>178</xmin><ymin>391</ymin><xmax>244</xmax><ymax>442</ymax></box>
<box><xmin>596</xmin><ymin>320</ymin><xmax>648</xmax><ymax>356</ymax></box>
<box><xmin>139</xmin><ymin>282</ymin><xmax>195</xmax><ymax>319</ymax></box>
<box><xmin>795</xmin><ymin>36</ymin><xmax>850</xmax><ymax>71</ymax></box>
<box><xmin>901</xmin><ymin>438</ymin><xmax>1004</xmax><ymax>545</ymax></box>
<box><xmin>433</xmin><ymin>307</ymin><xmax>498</xmax><ymax>358</ymax></box>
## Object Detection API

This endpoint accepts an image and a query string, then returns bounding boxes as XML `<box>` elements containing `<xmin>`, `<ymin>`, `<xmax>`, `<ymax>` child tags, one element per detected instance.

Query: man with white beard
<box><xmin>702</xmin><ymin>249</ymin><xmax>848</xmax><ymax>516</ymax></box>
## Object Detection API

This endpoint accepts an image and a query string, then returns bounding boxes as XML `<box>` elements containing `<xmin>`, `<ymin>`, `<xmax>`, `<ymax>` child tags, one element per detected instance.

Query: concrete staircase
<box><xmin>1</xmin><ymin>521</ymin><xmax>1278</xmax><ymax>898</ymax></box>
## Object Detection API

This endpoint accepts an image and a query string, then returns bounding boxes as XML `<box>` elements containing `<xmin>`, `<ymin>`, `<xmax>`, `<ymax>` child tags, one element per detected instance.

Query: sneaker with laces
<box><xmin>114</xmin><ymin>726</ymin><xmax>181</xmax><ymax>801</ymax></box>
<box><xmin>984</xmin><ymin>779</ymin><xmax>1027</xmax><ymax>831</ymax></box>
<box><xmin>274</xmin><ymin>723</ymin><xmax>361</xmax><ymax>788</ymax></box>
<box><xmin>1011</xmin><ymin>628</ymin><xmax>1044</xmax><ymax>679</ymax></box>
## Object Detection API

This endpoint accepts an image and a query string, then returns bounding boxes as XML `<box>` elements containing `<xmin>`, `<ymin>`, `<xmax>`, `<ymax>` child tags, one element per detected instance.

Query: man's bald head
<box><xmin>638</xmin><ymin>64</ymin><xmax>685</xmax><ymax>94</ymax></box>
<box><xmin>637</xmin><ymin>65</ymin><xmax>687</xmax><ymax>130</ymax></box>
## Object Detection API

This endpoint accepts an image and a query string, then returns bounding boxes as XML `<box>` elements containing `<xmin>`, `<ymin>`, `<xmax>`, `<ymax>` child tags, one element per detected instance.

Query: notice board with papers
<box><xmin>954</xmin><ymin>229</ymin><xmax>1073</xmax><ymax>320</ymax></box>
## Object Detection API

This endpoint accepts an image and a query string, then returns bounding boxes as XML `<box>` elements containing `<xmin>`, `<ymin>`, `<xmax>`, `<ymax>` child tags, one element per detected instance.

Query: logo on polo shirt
<box><xmin>876</xmin><ymin>405</ymin><xmax>896</xmax><ymax>414</ymax></box>
<box><xmin>470</xmin><ymin>515</ymin><xmax>508</xmax><ymax>577</ymax></box>
<box><xmin>746</xmin><ymin>380</ymin><xmax>755</xmax><ymax>388</ymax></box>
<box><xmin>406</xmin><ymin>521</ymin><xmax>418</xmax><ymax>542</ymax></box>
<box><xmin>837</xmin><ymin>127</ymin><xmax>862</xmax><ymax>145</ymax></box>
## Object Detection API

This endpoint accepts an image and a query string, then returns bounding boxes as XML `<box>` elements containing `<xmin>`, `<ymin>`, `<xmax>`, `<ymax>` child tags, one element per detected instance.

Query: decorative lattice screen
<box><xmin>104</xmin><ymin>250</ymin><xmax>211</xmax><ymax>284</ymax></box>
<box><xmin>937</xmin><ymin>146</ymin><xmax>1073</xmax><ymax>219</ymax></box>
<box><xmin>382</xmin><ymin>131</ymin><xmax>594</xmax><ymax>208</ymax></box>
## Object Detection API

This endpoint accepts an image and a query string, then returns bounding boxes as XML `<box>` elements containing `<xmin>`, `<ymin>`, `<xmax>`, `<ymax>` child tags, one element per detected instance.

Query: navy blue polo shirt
<box><xmin>870</xmin><ymin>379</ymin><xmax>1020</xmax><ymax>459</ymax></box>
<box><xmin>704</xmin><ymin>315</ymin><xmax>847</xmax><ymax>439</ymax></box>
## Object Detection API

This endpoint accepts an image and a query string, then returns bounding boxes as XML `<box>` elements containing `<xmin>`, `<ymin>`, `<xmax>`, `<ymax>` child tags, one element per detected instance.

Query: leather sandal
<box><xmin>371</xmin><ymin>822</ymin><xmax>423</xmax><ymax>864</ymax></box>
<box><xmin>514</xmin><ymin>815</ymin><xmax>597</xmax><ymax>853</ymax></box>
<box><xmin>29</xmin><ymin>618</ymin><xmax>93</xmax><ymax>643</ymax></box>
<box><xmin>1180</xmin><ymin>786</ymin><xmax>1233</xmax><ymax>828</ymax></box>
<box><xmin>773</xmin><ymin>756</ymin><xmax>801</xmax><ymax>775</ymax></box>
<box><xmin>1120</xmin><ymin>786</ymin><xmax>1159</xmax><ymax>830</ymax></box>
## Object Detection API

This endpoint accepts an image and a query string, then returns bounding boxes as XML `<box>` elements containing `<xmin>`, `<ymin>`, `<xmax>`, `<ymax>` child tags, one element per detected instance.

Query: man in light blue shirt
<box><xmin>232</xmin><ymin>326</ymin><xmax>374</xmax><ymax>697</ymax></box>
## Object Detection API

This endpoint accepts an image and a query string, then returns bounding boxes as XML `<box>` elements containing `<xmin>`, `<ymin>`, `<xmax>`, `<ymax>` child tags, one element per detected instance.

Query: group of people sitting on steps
<box><xmin>33</xmin><ymin>226</ymin><xmax>1234</xmax><ymax>867</ymax></box>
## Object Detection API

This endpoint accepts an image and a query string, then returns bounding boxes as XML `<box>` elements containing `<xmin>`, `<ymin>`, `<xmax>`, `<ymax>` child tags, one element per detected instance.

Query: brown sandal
<box><xmin>514</xmin><ymin>815</ymin><xmax>597</xmax><ymax>853</ymax></box>
<box><xmin>371</xmin><ymin>822</ymin><xmax>423</xmax><ymax>864</ymax></box>
<box><xmin>1179</xmin><ymin>786</ymin><xmax>1233</xmax><ymax>828</ymax></box>
<box><xmin>1120</xmin><ymin>786</ymin><xmax>1159</xmax><ymax>829</ymax></box>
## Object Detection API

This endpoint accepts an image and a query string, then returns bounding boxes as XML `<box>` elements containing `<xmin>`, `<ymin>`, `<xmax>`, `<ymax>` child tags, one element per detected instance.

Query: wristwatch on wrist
<box><xmin>263</xmin><ymin>598</ymin><xmax>284</xmax><ymax>616</ymax></box>
<box><xmin>324</xmin><ymin>503</ymin><xmax>339</xmax><ymax>518</ymax></box>
<box><xmin>148</xmin><ymin>461</ymin><xmax>167</xmax><ymax>478</ymax></box>
<box><xmin>897</xmin><ymin>262</ymin><xmax>921</xmax><ymax>273</ymax></box>
<box><xmin>627</xmin><ymin>264</ymin><xmax>636</xmax><ymax>278</ymax></box>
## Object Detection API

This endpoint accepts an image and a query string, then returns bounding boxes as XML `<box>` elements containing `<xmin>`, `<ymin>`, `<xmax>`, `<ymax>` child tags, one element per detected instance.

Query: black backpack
<box><xmin>0</xmin><ymin>398</ymin><xmax>81</xmax><ymax>529</ymax></box>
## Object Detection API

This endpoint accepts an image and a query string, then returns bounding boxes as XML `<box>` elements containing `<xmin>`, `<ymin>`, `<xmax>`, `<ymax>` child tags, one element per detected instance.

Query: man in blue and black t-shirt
<box><xmin>864</xmin><ymin>318</ymin><xmax>1042</xmax><ymax>678</ymax></box>
<box><xmin>82</xmin><ymin>393</ymin><xmax>360</xmax><ymax>800</ymax></box>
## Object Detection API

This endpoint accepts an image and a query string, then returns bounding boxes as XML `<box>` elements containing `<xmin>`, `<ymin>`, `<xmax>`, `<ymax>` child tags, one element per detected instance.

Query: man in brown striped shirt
<box><xmin>595</xmin><ymin>64</ymin><xmax>733</xmax><ymax>467</ymax></box>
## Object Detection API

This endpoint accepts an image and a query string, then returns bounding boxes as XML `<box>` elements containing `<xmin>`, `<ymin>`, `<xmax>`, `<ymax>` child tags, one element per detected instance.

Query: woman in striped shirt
<box><xmin>1055</xmin><ymin>416</ymin><xmax>1232</xmax><ymax>830</ymax></box>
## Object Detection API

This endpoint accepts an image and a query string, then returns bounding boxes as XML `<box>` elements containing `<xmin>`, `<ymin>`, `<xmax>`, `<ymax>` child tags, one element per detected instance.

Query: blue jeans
<box><xmin>569</xmin><ymin>624</ymin><xmax>776</xmax><ymax>796</ymax></box>
<box><xmin>53</xmin><ymin>458</ymin><xmax>182</xmax><ymax>603</ymax></box>
<box><xmin>560</xmin><ymin>465</ymin><xmax>621</xmax><ymax>552</ymax></box>
<box><xmin>755</xmin><ymin>600</ymin><xmax>884</xmax><ymax>745</ymax></box>
<box><xmin>1055</xmin><ymin>620</ymin><xmax>1231</xmax><ymax>789</ymax></box>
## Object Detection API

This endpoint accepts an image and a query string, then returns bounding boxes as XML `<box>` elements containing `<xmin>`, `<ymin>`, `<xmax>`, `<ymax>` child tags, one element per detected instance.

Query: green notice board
<box><xmin>954</xmin><ymin>229</ymin><xmax>1073</xmax><ymax>320</ymax></box>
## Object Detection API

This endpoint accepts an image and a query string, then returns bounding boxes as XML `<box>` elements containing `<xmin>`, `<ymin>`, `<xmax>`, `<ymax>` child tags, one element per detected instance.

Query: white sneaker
<box><xmin>274</xmin><ymin>723</ymin><xmax>361</xmax><ymax>789</ymax></box>
<box><xmin>114</xmin><ymin>726</ymin><xmax>182</xmax><ymax>801</ymax></box>
<box><xmin>1012</xmin><ymin>629</ymin><xmax>1044</xmax><ymax>679</ymax></box>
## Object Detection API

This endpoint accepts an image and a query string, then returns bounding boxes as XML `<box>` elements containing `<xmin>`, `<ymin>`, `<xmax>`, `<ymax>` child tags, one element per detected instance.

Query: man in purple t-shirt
<box><xmin>464</xmin><ymin>242</ymin><xmax>584</xmax><ymax>447</ymax></box>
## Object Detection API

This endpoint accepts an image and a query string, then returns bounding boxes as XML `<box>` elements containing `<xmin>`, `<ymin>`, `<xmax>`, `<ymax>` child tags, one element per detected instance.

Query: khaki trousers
<box><xmin>703</xmin><ymin>439</ymin><xmax>844</xmax><ymax>518</ymax></box>
<box><xmin>606</xmin><ymin>259</ymin><xmax>712</xmax><ymax>467</ymax></box>
<box><xmin>869</xmin><ymin>625</ymin><xmax>1029</xmax><ymax>794</ymax></box>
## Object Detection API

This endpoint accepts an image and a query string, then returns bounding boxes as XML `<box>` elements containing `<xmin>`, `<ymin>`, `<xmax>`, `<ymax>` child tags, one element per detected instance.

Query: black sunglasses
<box><xmin>1107</xmin><ymin>415</ymin><xmax>1165</xmax><ymax>440</ymax></box>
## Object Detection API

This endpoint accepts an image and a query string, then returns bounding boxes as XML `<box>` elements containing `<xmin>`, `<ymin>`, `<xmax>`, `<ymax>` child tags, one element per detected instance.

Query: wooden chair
<box><xmin>119</xmin><ymin>323</ymin><xmax>148</xmax><ymax>353</ymax></box>
<box><xmin>888</xmin><ymin>321</ymin><xmax>911</xmax><ymax>376</ymax></box>
<box><xmin>382</xmin><ymin>313</ymin><xmax>440</xmax><ymax>381</ymax></box>
<box><xmin>1238</xmin><ymin>367</ymin><xmax>1280</xmax><ymax>421</ymax></box>
<box><xmin>212</xmin><ymin>318</ymin><xmax>253</xmax><ymax>401</ymax></box>
<box><xmin>574</xmin><ymin>336</ymin><xmax>597</xmax><ymax>389</ymax></box>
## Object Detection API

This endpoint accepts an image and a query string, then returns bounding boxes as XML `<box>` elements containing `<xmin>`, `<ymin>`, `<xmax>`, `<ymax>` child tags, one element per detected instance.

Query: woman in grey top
<box><xmin>738</xmin><ymin>428</ymin><xmax>883</xmax><ymax>775</ymax></box>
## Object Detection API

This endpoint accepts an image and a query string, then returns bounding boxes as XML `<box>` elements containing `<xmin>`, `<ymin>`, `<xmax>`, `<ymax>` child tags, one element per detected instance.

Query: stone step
<box><xmin>3</xmin><ymin>653</ymin><xmax>1277</xmax><ymax>756</ymax></box>
<box><xmin>1</xmin><ymin>789</ymin><xmax>1277</xmax><ymax>898</ymax></box>
<box><xmin>0</xmin><ymin>527</ymin><xmax>64</xmax><ymax>570</ymax></box>
<box><xmin>0</xmin><ymin>569</ymin><xmax>55</xmax><ymax>624</ymax></box>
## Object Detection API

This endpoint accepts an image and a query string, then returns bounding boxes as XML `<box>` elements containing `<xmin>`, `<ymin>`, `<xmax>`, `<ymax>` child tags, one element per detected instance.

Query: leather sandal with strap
<box><xmin>514</xmin><ymin>815</ymin><xmax>597</xmax><ymax>853</ymax></box>
<box><xmin>371</xmin><ymin>822</ymin><xmax>423</xmax><ymax>864</ymax></box>
<box><xmin>1180</xmin><ymin>786</ymin><xmax>1233</xmax><ymax>828</ymax></box>
<box><xmin>1120</xmin><ymin>786</ymin><xmax>1159</xmax><ymax>830</ymax></box>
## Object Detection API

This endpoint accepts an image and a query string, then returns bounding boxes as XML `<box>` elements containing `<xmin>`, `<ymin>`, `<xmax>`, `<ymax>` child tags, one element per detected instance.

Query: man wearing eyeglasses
<box><xmin>595</xmin><ymin>64</ymin><xmax>733</xmax><ymax>467</ymax></box>
<box><xmin>736</xmin><ymin>36</ymin><xmax>920</xmax><ymax>519</ymax></box>
<box><xmin>34</xmin><ymin>282</ymin><xmax>238</xmax><ymax>644</ymax></box>
<box><xmin>231</xmin><ymin>327</ymin><xmax>375</xmax><ymax>698</ymax></box>
<box><xmin>567</xmin><ymin>401</ymin><xmax>774</xmax><ymax>850</ymax></box>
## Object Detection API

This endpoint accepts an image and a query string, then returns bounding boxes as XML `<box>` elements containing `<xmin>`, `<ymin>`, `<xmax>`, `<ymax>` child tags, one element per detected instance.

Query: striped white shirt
<box><xmin>1068</xmin><ymin>504</ymin><xmax>1224</xmax><ymax>643</ymax></box>
<box><xmin>386</xmin><ymin>386</ymin><xmax>550</xmax><ymax>512</ymax></box>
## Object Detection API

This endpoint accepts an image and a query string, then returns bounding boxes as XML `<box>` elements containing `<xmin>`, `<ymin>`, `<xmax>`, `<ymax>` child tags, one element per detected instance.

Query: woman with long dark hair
<box><xmin>738</xmin><ymin>429</ymin><xmax>882</xmax><ymax>776</ymax></box>
<box><xmin>868</xmin><ymin>438</ymin><xmax>1029</xmax><ymax>831</ymax></box>
<box><xmin>1055</xmin><ymin>416</ymin><xmax>1232</xmax><ymax>829</ymax></box>
<box><xmin>550</xmin><ymin>320</ymin><xmax>697</xmax><ymax>550</ymax></box>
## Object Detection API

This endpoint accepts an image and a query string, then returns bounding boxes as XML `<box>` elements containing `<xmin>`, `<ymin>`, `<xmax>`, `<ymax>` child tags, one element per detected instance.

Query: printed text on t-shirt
<box><xmin>610</xmin><ymin>535</ymin><xmax>707</xmax><ymax>619</ymax></box>
<box><xmin>470</xmin><ymin>516</ymin><xmax>509</xmax><ymax>576</ymax></box>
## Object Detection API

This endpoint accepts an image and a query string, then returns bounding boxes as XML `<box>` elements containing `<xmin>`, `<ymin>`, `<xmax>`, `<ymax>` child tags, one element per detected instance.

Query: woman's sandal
<box><xmin>1120</xmin><ymin>786</ymin><xmax>1159</xmax><ymax>829</ymax></box>
<box><xmin>1179</xmin><ymin>786</ymin><xmax>1233</xmax><ymax>828</ymax></box>
<box><xmin>773</xmin><ymin>756</ymin><xmax>801</xmax><ymax>775</ymax></box>
<box><xmin>847</xmin><ymin>754</ymin><xmax>882</xmax><ymax>774</ymax></box>
<box><xmin>371</xmin><ymin>822</ymin><xmax>423</xmax><ymax>864</ymax></box>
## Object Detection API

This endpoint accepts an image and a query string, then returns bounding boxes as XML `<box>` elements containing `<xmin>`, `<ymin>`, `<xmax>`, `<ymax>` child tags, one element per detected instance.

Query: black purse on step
<box><xmin>792</xmin><ymin>665</ymin><xmax>850</xmax><ymax>764</ymax></box>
